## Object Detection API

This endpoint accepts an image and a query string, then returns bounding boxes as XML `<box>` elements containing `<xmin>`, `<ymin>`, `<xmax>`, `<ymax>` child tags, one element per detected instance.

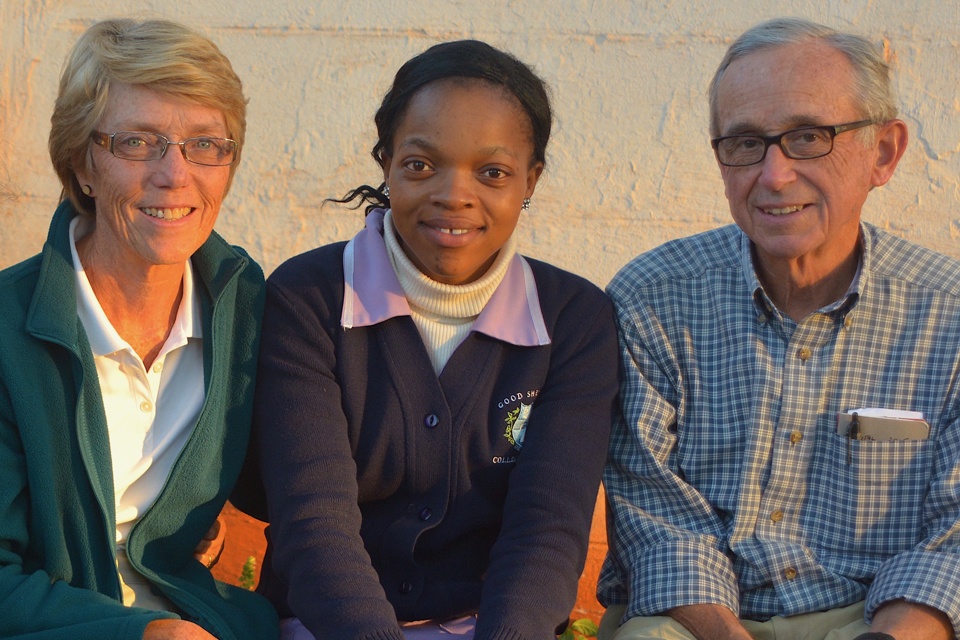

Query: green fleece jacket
<box><xmin>0</xmin><ymin>202</ymin><xmax>278</xmax><ymax>639</ymax></box>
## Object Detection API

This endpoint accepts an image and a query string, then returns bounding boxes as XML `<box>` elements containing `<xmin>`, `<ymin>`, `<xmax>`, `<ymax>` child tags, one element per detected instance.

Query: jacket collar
<box><xmin>26</xmin><ymin>200</ymin><xmax>247</xmax><ymax>351</ymax></box>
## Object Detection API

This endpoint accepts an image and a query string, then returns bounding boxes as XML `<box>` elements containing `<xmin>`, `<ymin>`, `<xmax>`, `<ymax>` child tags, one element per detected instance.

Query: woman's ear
<box><xmin>381</xmin><ymin>154</ymin><xmax>392</xmax><ymax>183</ymax></box>
<box><xmin>525</xmin><ymin>161</ymin><xmax>544</xmax><ymax>199</ymax></box>
<box><xmin>74</xmin><ymin>167</ymin><xmax>92</xmax><ymax>194</ymax></box>
<box><xmin>74</xmin><ymin>149</ymin><xmax>97</xmax><ymax>195</ymax></box>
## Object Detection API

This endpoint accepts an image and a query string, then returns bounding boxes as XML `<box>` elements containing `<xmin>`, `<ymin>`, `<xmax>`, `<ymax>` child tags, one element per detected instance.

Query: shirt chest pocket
<box><xmin>809</xmin><ymin>435</ymin><xmax>933</xmax><ymax>554</ymax></box>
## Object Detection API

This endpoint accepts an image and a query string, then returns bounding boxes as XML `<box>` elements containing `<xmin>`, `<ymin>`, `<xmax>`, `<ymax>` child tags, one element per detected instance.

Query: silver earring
<box><xmin>521</xmin><ymin>198</ymin><xmax>531</xmax><ymax>211</ymax></box>
<box><xmin>383</xmin><ymin>185</ymin><xmax>390</xmax><ymax>198</ymax></box>
<box><xmin>81</xmin><ymin>184</ymin><xmax>92</xmax><ymax>196</ymax></box>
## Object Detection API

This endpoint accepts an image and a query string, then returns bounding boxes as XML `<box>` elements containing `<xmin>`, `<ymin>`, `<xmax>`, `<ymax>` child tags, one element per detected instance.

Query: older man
<box><xmin>598</xmin><ymin>18</ymin><xmax>960</xmax><ymax>640</ymax></box>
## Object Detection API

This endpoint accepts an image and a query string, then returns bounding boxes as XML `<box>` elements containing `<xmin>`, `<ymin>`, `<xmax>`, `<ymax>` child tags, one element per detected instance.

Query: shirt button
<box><xmin>140</xmin><ymin>400</ymin><xmax>153</xmax><ymax>413</ymax></box>
<box><xmin>843</xmin><ymin>316</ymin><xmax>853</xmax><ymax>329</ymax></box>
<box><xmin>419</xmin><ymin>507</ymin><xmax>432</xmax><ymax>521</ymax></box>
<box><xmin>399</xmin><ymin>581</ymin><xmax>413</xmax><ymax>594</ymax></box>
<box><xmin>770</xmin><ymin>510</ymin><xmax>784</xmax><ymax>522</ymax></box>
<box><xmin>424</xmin><ymin>414</ymin><xmax>439</xmax><ymax>428</ymax></box>
<box><xmin>784</xmin><ymin>567</ymin><xmax>798</xmax><ymax>580</ymax></box>
<box><xmin>152</xmin><ymin>362</ymin><xmax>163</xmax><ymax>373</ymax></box>
<box><xmin>797</xmin><ymin>347</ymin><xmax>812</xmax><ymax>361</ymax></box>
<box><xmin>790</xmin><ymin>431</ymin><xmax>803</xmax><ymax>444</ymax></box>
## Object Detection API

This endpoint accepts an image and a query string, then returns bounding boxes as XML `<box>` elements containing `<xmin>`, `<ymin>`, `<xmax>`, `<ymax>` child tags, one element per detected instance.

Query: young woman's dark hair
<box><xmin>332</xmin><ymin>39</ymin><xmax>552</xmax><ymax>212</ymax></box>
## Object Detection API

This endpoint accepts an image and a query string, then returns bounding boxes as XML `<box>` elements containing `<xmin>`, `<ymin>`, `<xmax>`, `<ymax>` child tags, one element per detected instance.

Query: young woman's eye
<box><xmin>403</xmin><ymin>159</ymin><xmax>431</xmax><ymax>172</ymax></box>
<box><xmin>482</xmin><ymin>167</ymin><xmax>507</xmax><ymax>179</ymax></box>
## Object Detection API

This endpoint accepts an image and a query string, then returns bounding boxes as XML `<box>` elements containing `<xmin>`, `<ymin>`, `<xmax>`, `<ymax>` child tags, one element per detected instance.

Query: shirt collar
<box><xmin>70</xmin><ymin>216</ymin><xmax>202</xmax><ymax>358</ymax></box>
<box><xmin>341</xmin><ymin>209</ymin><xmax>550</xmax><ymax>346</ymax></box>
<box><xmin>739</xmin><ymin>226</ymin><xmax>864</xmax><ymax>321</ymax></box>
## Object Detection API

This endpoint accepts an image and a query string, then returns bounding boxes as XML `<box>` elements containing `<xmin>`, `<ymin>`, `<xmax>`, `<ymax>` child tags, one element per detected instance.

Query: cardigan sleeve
<box><xmin>251</xmin><ymin>269</ymin><xmax>406</xmax><ymax>640</ymax></box>
<box><xmin>474</xmin><ymin>284</ymin><xmax>619</xmax><ymax>640</ymax></box>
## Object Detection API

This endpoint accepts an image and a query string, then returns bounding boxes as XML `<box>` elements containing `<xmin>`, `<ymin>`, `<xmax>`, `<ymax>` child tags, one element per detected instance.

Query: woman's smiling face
<box><xmin>75</xmin><ymin>83</ymin><xmax>231</xmax><ymax>272</ymax></box>
<box><xmin>382</xmin><ymin>79</ymin><xmax>543</xmax><ymax>286</ymax></box>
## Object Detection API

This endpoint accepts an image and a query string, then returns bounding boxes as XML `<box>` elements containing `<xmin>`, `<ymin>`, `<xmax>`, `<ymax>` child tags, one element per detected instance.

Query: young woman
<box><xmin>239</xmin><ymin>39</ymin><xmax>618</xmax><ymax>640</ymax></box>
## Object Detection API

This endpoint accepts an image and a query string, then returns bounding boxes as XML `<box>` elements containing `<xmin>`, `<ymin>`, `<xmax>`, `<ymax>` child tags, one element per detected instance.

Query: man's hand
<box><xmin>869</xmin><ymin>600</ymin><xmax>952</xmax><ymax>640</ymax></box>
<box><xmin>192</xmin><ymin>516</ymin><xmax>226</xmax><ymax>569</ymax></box>
<box><xmin>143</xmin><ymin>619</ymin><xmax>217</xmax><ymax>639</ymax></box>
<box><xmin>667</xmin><ymin>604</ymin><xmax>754</xmax><ymax>640</ymax></box>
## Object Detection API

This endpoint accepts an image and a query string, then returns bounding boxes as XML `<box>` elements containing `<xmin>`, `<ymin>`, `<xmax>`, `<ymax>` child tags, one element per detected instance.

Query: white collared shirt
<box><xmin>69</xmin><ymin>217</ymin><xmax>204</xmax><ymax>609</ymax></box>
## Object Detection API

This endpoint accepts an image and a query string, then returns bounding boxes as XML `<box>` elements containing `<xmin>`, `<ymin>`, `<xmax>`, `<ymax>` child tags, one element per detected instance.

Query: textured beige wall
<box><xmin>2</xmin><ymin>1</ymin><xmax>959</xmax><ymax>286</ymax></box>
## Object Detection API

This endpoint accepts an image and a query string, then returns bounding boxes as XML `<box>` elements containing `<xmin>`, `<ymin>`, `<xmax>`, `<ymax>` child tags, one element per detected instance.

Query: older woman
<box><xmin>0</xmin><ymin>18</ymin><xmax>277</xmax><ymax>640</ymax></box>
<box><xmin>237</xmin><ymin>40</ymin><xmax>618</xmax><ymax>640</ymax></box>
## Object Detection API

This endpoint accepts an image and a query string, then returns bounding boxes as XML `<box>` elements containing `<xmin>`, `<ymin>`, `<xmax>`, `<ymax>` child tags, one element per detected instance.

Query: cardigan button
<box><xmin>399</xmin><ymin>581</ymin><xmax>413</xmax><ymax>594</ymax></box>
<box><xmin>424</xmin><ymin>414</ymin><xmax>440</xmax><ymax>428</ymax></box>
<box><xmin>419</xmin><ymin>507</ymin><xmax>433</xmax><ymax>521</ymax></box>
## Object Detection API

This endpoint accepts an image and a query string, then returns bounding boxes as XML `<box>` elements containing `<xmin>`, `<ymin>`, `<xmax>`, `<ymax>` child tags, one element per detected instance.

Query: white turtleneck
<box><xmin>382</xmin><ymin>210</ymin><xmax>516</xmax><ymax>374</ymax></box>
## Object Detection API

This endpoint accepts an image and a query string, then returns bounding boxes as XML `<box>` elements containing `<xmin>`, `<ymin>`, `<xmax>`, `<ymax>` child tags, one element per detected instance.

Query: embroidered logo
<box><xmin>503</xmin><ymin>402</ymin><xmax>532</xmax><ymax>451</ymax></box>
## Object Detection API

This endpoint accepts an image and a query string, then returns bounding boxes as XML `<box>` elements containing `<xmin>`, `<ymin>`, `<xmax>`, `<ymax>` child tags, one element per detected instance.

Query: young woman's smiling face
<box><xmin>382</xmin><ymin>79</ymin><xmax>543</xmax><ymax>285</ymax></box>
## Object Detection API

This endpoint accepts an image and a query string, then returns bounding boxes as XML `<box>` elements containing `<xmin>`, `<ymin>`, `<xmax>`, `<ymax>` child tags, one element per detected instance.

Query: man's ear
<box><xmin>871</xmin><ymin>119</ymin><xmax>908</xmax><ymax>188</ymax></box>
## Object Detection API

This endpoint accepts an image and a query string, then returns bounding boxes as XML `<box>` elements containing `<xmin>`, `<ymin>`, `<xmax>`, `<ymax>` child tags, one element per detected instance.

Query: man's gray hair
<box><xmin>708</xmin><ymin>17</ymin><xmax>898</xmax><ymax>137</ymax></box>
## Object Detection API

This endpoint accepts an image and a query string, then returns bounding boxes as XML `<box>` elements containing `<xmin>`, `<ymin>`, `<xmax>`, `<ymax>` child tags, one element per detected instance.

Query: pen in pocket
<box><xmin>846</xmin><ymin>411</ymin><xmax>860</xmax><ymax>465</ymax></box>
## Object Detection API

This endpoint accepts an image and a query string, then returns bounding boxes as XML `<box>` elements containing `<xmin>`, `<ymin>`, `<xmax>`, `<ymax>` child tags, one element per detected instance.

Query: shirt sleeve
<box><xmin>864</xmin><ymin>413</ymin><xmax>960</xmax><ymax>636</ymax></box>
<box><xmin>601</xmin><ymin>292</ymin><xmax>741</xmax><ymax>620</ymax></box>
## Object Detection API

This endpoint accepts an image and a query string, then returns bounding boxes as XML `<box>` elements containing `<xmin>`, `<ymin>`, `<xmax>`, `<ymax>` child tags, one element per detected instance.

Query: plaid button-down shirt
<box><xmin>599</xmin><ymin>223</ymin><xmax>960</xmax><ymax>635</ymax></box>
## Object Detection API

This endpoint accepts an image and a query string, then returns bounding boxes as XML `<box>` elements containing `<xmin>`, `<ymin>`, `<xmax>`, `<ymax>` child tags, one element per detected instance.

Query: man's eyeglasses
<box><xmin>711</xmin><ymin>120</ymin><xmax>876</xmax><ymax>167</ymax></box>
<box><xmin>91</xmin><ymin>131</ymin><xmax>239</xmax><ymax>166</ymax></box>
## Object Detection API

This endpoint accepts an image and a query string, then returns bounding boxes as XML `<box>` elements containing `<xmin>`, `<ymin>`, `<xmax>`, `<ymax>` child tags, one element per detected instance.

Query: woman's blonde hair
<box><xmin>49</xmin><ymin>18</ymin><xmax>247</xmax><ymax>216</ymax></box>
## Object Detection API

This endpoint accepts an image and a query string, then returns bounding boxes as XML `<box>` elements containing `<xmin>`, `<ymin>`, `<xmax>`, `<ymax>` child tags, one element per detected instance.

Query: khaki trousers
<box><xmin>598</xmin><ymin>602</ymin><xmax>869</xmax><ymax>640</ymax></box>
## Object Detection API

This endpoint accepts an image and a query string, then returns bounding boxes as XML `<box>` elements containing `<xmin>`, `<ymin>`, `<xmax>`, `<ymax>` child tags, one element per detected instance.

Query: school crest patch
<box><xmin>503</xmin><ymin>402</ymin><xmax>532</xmax><ymax>450</ymax></box>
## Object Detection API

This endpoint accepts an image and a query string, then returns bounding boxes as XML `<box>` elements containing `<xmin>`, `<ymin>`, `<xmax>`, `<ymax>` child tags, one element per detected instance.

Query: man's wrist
<box><xmin>852</xmin><ymin>633</ymin><xmax>896</xmax><ymax>640</ymax></box>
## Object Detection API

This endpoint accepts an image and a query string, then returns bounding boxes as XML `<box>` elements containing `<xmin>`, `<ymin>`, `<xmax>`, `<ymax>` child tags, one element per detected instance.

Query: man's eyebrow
<box><xmin>720</xmin><ymin>116</ymin><xmax>828</xmax><ymax>137</ymax></box>
<box><xmin>719</xmin><ymin>123</ymin><xmax>761</xmax><ymax>136</ymax></box>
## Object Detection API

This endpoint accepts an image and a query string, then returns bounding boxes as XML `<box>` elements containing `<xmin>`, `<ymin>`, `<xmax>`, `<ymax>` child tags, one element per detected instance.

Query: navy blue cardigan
<box><xmin>237</xmin><ymin>241</ymin><xmax>618</xmax><ymax>640</ymax></box>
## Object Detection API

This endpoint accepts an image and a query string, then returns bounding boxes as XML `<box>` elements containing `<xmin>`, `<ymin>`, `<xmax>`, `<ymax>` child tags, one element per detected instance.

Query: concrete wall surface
<box><xmin>2</xmin><ymin>1</ymin><xmax>959</xmax><ymax>284</ymax></box>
